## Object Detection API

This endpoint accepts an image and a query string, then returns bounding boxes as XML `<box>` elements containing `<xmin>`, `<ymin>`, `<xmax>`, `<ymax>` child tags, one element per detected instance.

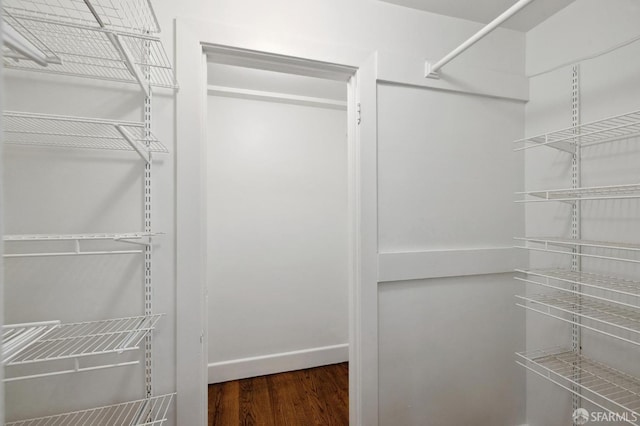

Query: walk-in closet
<box><xmin>2</xmin><ymin>0</ymin><xmax>640</xmax><ymax>425</ymax></box>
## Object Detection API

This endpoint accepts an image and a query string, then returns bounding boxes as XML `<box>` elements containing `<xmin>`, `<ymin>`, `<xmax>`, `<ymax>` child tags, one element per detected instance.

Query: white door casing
<box><xmin>175</xmin><ymin>17</ymin><xmax>379</xmax><ymax>426</ymax></box>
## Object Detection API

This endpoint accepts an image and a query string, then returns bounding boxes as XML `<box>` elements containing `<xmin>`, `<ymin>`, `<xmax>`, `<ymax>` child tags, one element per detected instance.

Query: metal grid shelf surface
<box><xmin>2</xmin><ymin>321</ymin><xmax>60</xmax><ymax>365</ymax></box>
<box><xmin>517</xmin><ymin>183</ymin><xmax>640</xmax><ymax>203</ymax></box>
<box><xmin>4</xmin><ymin>111</ymin><xmax>168</xmax><ymax>152</ymax></box>
<box><xmin>2</xmin><ymin>15</ymin><xmax>176</xmax><ymax>88</ymax></box>
<box><xmin>4</xmin><ymin>232</ymin><xmax>159</xmax><ymax>242</ymax></box>
<box><xmin>517</xmin><ymin>348</ymin><xmax>640</xmax><ymax>425</ymax></box>
<box><xmin>517</xmin><ymin>292</ymin><xmax>640</xmax><ymax>346</ymax></box>
<box><xmin>5</xmin><ymin>393</ymin><xmax>175</xmax><ymax>426</ymax></box>
<box><xmin>514</xmin><ymin>109</ymin><xmax>640</xmax><ymax>152</ymax></box>
<box><xmin>3</xmin><ymin>9</ymin><xmax>61</xmax><ymax>64</ymax></box>
<box><xmin>516</xmin><ymin>237</ymin><xmax>640</xmax><ymax>264</ymax></box>
<box><xmin>5</xmin><ymin>314</ymin><xmax>163</xmax><ymax>366</ymax></box>
<box><xmin>517</xmin><ymin>269</ymin><xmax>640</xmax><ymax>300</ymax></box>
<box><xmin>3</xmin><ymin>0</ymin><xmax>160</xmax><ymax>35</ymax></box>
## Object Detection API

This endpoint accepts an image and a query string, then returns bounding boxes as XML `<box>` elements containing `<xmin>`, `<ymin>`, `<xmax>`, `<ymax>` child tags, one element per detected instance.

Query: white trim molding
<box><xmin>176</xmin><ymin>17</ymin><xmax>367</xmax><ymax>426</ymax></box>
<box><xmin>208</xmin><ymin>344</ymin><xmax>349</xmax><ymax>384</ymax></box>
<box><xmin>379</xmin><ymin>247</ymin><xmax>524</xmax><ymax>282</ymax></box>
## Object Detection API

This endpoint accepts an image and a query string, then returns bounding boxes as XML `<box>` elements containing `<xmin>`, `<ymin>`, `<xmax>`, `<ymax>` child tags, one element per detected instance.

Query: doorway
<box><xmin>175</xmin><ymin>31</ymin><xmax>372</xmax><ymax>424</ymax></box>
<box><xmin>204</xmin><ymin>49</ymin><xmax>355</xmax><ymax>423</ymax></box>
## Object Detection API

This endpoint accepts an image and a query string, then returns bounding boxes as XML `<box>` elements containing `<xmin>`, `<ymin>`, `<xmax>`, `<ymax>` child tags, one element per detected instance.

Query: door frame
<box><xmin>175</xmin><ymin>18</ymin><xmax>380</xmax><ymax>426</ymax></box>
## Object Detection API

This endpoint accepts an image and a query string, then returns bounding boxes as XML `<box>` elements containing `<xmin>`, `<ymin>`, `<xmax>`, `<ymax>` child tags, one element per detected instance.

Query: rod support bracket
<box><xmin>424</xmin><ymin>62</ymin><xmax>440</xmax><ymax>79</ymax></box>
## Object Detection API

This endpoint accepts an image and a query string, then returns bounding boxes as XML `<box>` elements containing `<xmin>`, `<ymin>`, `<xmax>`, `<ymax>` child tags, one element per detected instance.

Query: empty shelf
<box><xmin>517</xmin><ymin>269</ymin><xmax>640</xmax><ymax>300</ymax></box>
<box><xmin>6</xmin><ymin>393</ymin><xmax>175</xmax><ymax>426</ymax></box>
<box><xmin>517</xmin><ymin>292</ymin><xmax>640</xmax><ymax>346</ymax></box>
<box><xmin>3</xmin><ymin>0</ymin><xmax>161</xmax><ymax>35</ymax></box>
<box><xmin>4</xmin><ymin>232</ymin><xmax>160</xmax><ymax>257</ymax></box>
<box><xmin>4</xmin><ymin>232</ymin><xmax>158</xmax><ymax>242</ymax></box>
<box><xmin>517</xmin><ymin>348</ymin><xmax>640</xmax><ymax>425</ymax></box>
<box><xmin>517</xmin><ymin>183</ymin><xmax>640</xmax><ymax>202</ymax></box>
<box><xmin>2</xmin><ymin>8</ymin><xmax>61</xmax><ymax>65</ymax></box>
<box><xmin>514</xmin><ymin>109</ymin><xmax>640</xmax><ymax>152</ymax></box>
<box><xmin>6</xmin><ymin>315</ymin><xmax>162</xmax><ymax>366</ymax></box>
<box><xmin>4</xmin><ymin>111</ymin><xmax>168</xmax><ymax>153</ymax></box>
<box><xmin>2</xmin><ymin>321</ymin><xmax>60</xmax><ymax>365</ymax></box>
<box><xmin>2</xmin><ymin>14</ymin><xmax>176</xmax><ymax>89</ymax></box>
<box><xmin>515</xmin><ymin>237</ymin><xmax>640</xmax><ymax>264</ymax></box>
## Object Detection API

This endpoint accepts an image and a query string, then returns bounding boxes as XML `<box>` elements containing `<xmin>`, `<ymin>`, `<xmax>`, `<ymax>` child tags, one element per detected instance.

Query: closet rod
<box><xmin>425</xmin><ymin>0</ymin><xmax>536</xmax><ymax>78</ymax></box>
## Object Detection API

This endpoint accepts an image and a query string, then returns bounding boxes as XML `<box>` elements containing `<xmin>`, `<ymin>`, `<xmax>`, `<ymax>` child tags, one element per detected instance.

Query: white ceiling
<box><xmin>378</xmin><ymin>0</ymin><xmax>575</xmax><ymax>31</ymax></box>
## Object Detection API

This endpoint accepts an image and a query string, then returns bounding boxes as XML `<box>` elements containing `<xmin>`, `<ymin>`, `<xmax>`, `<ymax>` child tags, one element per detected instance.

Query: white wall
<box><xmin>378</xmin><ymin>83</ymin><xmax>523</xmax><ymax>252</ymax></box>
<box><xmin>206</xmin><ymin>64</ymin><xmax>349</xmax><ymax>382</ymax></box>
<box><xmin>379</xmin><ymin>274</ymin><xmax>525</xmax><ymax>426</ymax></box>
<box><xmin>525</xmin><ymin>1</ymin><xmax>640</xmax><ymax>425</ymax></box>
<box><xmin>377</xmin><ymin>81</ymin><xmax>526</xmax><ymax>425</ymax></box>
<box><xmin>169</xmin><ymin>1</ymin><xmax>530</xmax><ymax>425</ymax></box>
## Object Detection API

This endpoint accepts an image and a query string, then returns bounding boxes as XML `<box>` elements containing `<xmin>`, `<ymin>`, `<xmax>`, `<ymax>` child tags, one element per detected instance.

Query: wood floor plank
<box><xmin>209</xmin><ymin>379</ymin><xmax>240</xmax><ymax>426</ymax></box>
<box><xmin>309</xmin><ymin>364</ymin><xmax>348</xmax><ymax>425</ymax></box>
<box><xmin>209</xmin><ymin>363</ymin><xmax>348</xmax><ymax>426</ymax></box>
<box><xmin>239</xmin><ymin>375</ymin><xmax>275</xmax><ymax>426</ymax></box>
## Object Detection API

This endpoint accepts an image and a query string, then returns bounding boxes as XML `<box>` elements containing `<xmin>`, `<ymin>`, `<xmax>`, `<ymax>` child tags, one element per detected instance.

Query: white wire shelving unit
<box><xmin>4</xmin><ymin>314</ymin><xmax>163</xmax><ymax>382</ymax></box>
<box><xmin>514</xmin><ymin>109</ymin><xmax>640</xmax><ymax>153</ymax></box>
<box><xmin>517</xmin><ymin>348</ymin><xmax>640</xmax><ymax>425</ymax></box>
<box><xmin>515</xmin><ymin>237</ymin><xmax>640</xmax><ymax>264</ymax></box>
<box><xmin>3</xmin><ymin>0</ymin><xmax>161</xmax><ymax>34</ymax></box>
<box><xmin>516</xmin><ymin>183</ymin><xmax>640</xmax><ymax>203</ymax></box>
<box><xmin>3</xmin><ymin>232</ymin><xmax>160</xmax><ymax>257</ymax></box>
<box><xmin>3</xmin><ymin>111</ymin><xmax>168</xmax><ymax>160</ymax></box>
<box><xmin>517</xmin><ymin>292</ymin><xmax>640</xmax><ymax>346</ymax></box>
<box><xmin>514</xmin><ymin>73</ymin><xmax>640</xmax><ymax>421</ymax></box>
<box><xmin>5</xmin><ymin>393</ymin><xmax>176</xmax><ymax>426</ymax></box>
<box><xmin>1</xmin><ymin>0</ymin><xmax>177</xmax><ymax>92</ymax></box>
<box><xmin>2</xmin><ymin>321</ymin><xmax>60</xmax><ymax>365</ymax></box>
<box><xmin>2</xmin><ymin>0</ymin><xmax>175</xmax><ymax>422</ymax></box>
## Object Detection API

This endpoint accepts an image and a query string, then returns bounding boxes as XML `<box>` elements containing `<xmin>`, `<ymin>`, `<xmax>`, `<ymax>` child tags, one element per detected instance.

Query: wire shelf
<box><xmin>6</xmin><ymin>393</ymin><xmax>175</xmax><ymax>426</ymax></box>
<box><xmin>515</xmin><ymin>237</ymin><xmax>640</xmax><ymax>264</ymax></box>
<box><xmin>4</xmin><ymin>232</ymin><xmax>157</xmax><ymax>242</ymax></box>
<box><xmin>2</xmin><ymin>321</ymin><xmax>60</xmax><ymax>365</ymax></box>
<box><xmin>4</xmin><ymin>232</ymin><xmax>160</xmax><ymax>257</ymax></box>
<box><xmin>517</xmin><ymin>183</ymin><xmax>640</xmax><ymax>203</ymax></box>
<box><xmin>518</xmin><ymin>292</ymin><xmax>640</xmax><ymax>346</ymax></box>
<box><xmin>2</xmin><ymin>16</ymin><xmax>176</xmax><ymax>89</ymax></box>
<box><xmin>517</xmin><ymin>348</ymin><xmax>640</xmax><ymax>425</ymax></box>
<box><xmin>3</xmin><ymin>0</ymin><xmax>160</xmax><ymax>34</ymax></box>
<box><xmin>514</xmin><ymin>109</ymin><xmax>640</xmax><ymax>152</ymax></box>
<box><xmin>3</xmin><ymin>9</ymin><xmax>61</xmax><ymax>63</ymax></box>
<box><xmin>517</xmin><ymin>269</ymin><xmax>640</xmax><ymax>301</ymax></box>
<box><xmin>4</xmin><ymin>111</ymin><xmax>168</xmax><ymax>152</ymax></box>
<box><xmin>5</xmin><ymin>315</ymin><xmax>162</xmax><ymax>366</ymax></box>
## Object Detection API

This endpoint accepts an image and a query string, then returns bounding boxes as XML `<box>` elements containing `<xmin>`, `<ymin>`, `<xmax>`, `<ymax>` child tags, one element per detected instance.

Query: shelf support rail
<box><xmin>425</xmin><ymin>0</ymin><xmax>536</xmax><ymax>78</ymax></box>
<box><xmin>143</xmin><ymin>42</ymin><xmax>155</xmax><ymax>402</ymax></box>
<box><xmin>571</xmin><ymin>64</ymin><xmax>583</xmax><ymax>421</ymax></box>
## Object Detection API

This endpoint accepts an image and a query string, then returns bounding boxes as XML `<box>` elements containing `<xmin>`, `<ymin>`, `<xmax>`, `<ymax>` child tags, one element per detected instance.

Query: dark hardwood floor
<box><xmin>208</xmin><ymin>362</ymin><xmax>348</xmax><ymax>426</ymax></box>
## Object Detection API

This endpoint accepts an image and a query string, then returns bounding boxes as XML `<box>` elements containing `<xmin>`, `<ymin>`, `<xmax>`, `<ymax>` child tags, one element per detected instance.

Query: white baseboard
<box><xmin>208</xmin><ymin>343</ymin><xmax>349</xmax><ymax>384</ymax></box>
